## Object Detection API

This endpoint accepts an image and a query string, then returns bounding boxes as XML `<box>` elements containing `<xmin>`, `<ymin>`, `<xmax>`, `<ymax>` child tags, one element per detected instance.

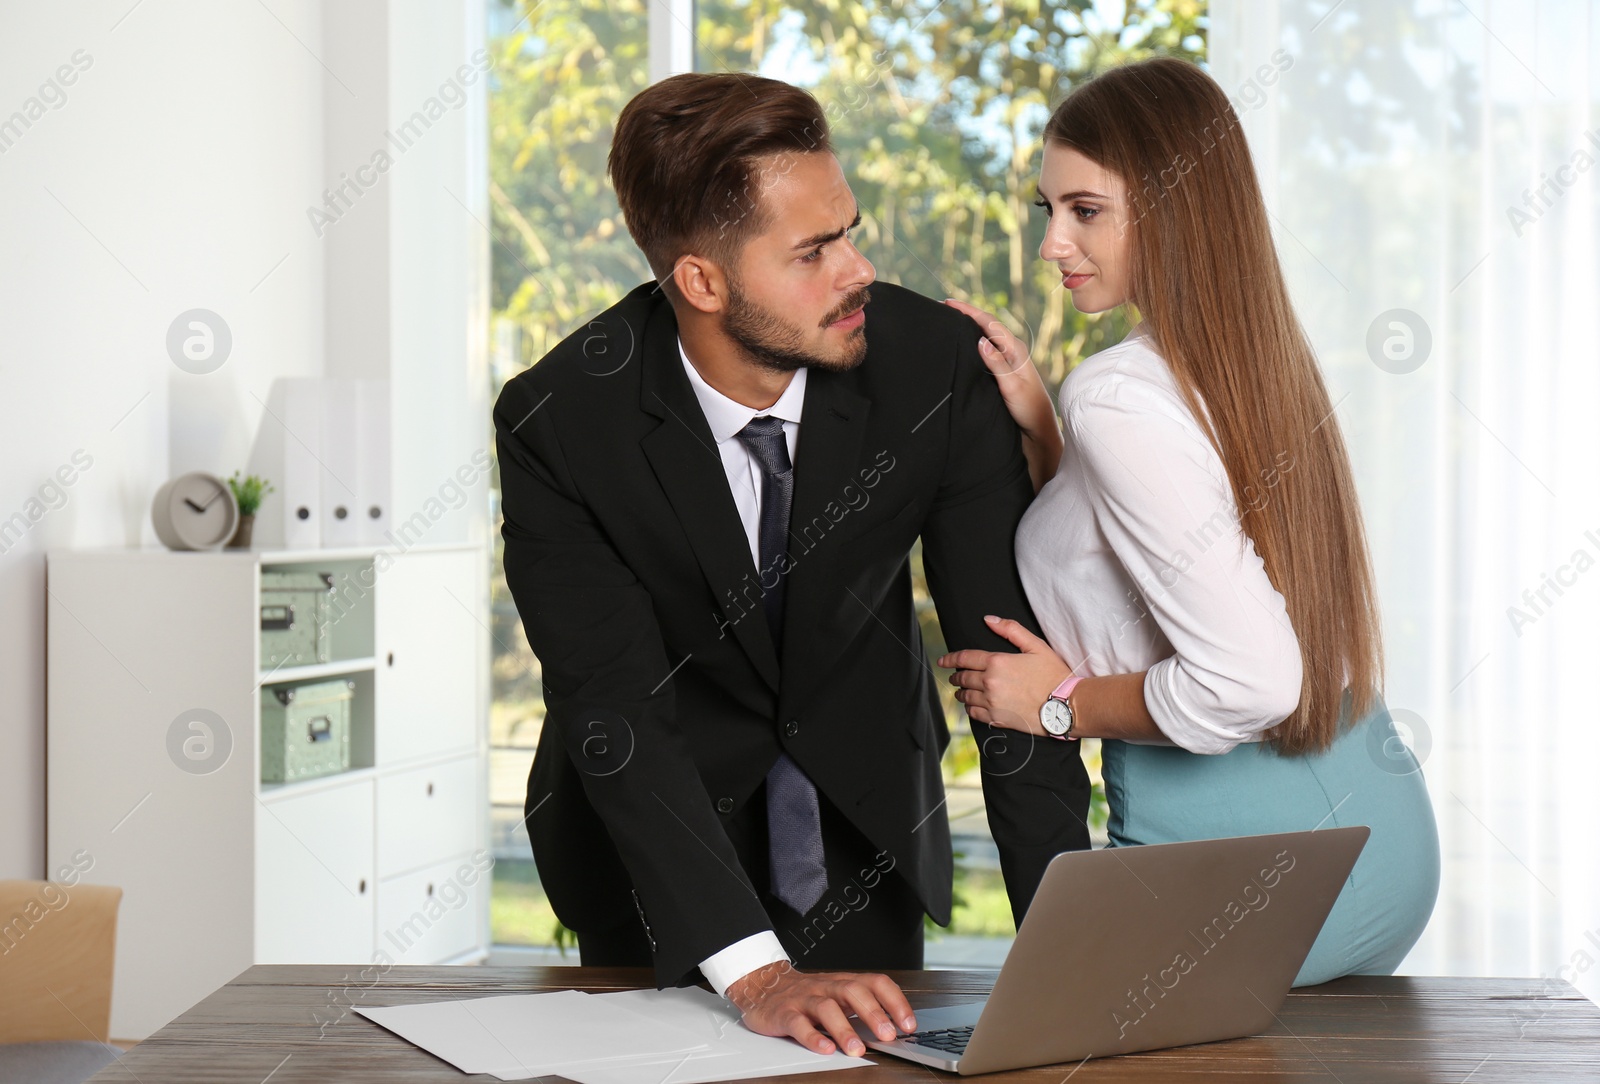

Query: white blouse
<box><xmin>1015</xmin><ymin>324</ymin><xmax>1303</xmax><ymax>755</ymax></box>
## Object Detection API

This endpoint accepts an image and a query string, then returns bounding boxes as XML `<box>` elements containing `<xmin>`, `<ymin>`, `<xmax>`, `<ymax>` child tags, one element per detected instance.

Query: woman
<box><xmin>938</xmin><ymin>57</ymin><xmax>1439</xmax><ymax>986</ymax></box>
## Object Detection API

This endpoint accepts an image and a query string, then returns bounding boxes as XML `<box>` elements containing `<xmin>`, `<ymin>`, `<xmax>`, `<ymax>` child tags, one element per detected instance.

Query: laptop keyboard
<box><xmin>907</xmin><ymin>1024</ymin><xmax>974</xmax><ymax>1055</ymax></box>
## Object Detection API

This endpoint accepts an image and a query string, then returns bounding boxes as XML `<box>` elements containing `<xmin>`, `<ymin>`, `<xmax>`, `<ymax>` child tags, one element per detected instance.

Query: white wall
<box><xmin>0</xmin><ymin>0</ymin><xmax>489</xmax><ymax>882</ymax></box>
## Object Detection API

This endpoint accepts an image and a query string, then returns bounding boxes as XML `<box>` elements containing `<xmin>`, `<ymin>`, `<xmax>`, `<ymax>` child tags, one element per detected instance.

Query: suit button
<box><xmin>785</xmin><ymin>720</ymin><xmax>800</xmax><ymax>738</ymax></box>
<box><xmin>717</xmin><ymin>797</ymin><xmax>734</xmax><ymax>814</ymax></box>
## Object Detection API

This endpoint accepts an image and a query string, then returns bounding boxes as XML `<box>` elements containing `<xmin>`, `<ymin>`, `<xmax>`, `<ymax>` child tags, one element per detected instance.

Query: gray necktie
<box><xmin>735</xmin><ymin>416</ymin><xmax>827</xmax><ymax>916</ymax></box>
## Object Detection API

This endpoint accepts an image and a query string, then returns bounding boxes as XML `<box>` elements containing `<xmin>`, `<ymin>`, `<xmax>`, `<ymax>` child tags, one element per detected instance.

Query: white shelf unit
<box><xmin>46</xmin><ymin>542</ymin><xmax>492</xmax><ymax>1040</ymax></box>
<box><xmin>260</xmin><ymin>656</ymin><xmax>378</xmax><ymax>685</ymax></box>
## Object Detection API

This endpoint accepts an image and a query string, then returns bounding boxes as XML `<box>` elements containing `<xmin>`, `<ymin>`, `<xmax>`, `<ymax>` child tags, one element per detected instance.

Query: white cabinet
<box><xmin>46</xmin><ymin>543</ymin><xmax>490</xmax><ymax>1040</ymax></box>
<box><xmin>376</xmin><ymin>853</ymin><xmax>486</xmax><ymax>964</ymax></box>
<box><xmin>257</xmin><ymin>778</ymin><xmax>376</xmax><ymax>963</ymax></box>
<box><xmin>376</xmin><ymin>551</ymin><xmax>479</xmax><ymax>764</ymax></box>
<box><xmin>376</xmin><ymin>754</ymin><xmax>479</xmax><ymax>877</ymax></box>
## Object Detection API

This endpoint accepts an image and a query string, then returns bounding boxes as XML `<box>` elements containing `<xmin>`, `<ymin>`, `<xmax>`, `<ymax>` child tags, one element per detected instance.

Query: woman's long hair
<box><xmin>1044</xmin><ymin>57</ymin><xmax>1382</xmax><ymax>755</ymax></box>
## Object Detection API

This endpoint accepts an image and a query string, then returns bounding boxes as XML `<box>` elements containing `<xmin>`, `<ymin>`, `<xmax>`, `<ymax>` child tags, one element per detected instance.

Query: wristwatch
<box><xmin>1039</xmin><ymin>675</ymin><xmax>1084</xmax><ymax>740</ymax></box>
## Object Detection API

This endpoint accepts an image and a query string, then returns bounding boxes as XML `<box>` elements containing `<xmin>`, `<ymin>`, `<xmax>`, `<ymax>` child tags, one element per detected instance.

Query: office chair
<box><xmin>0</xmin><ymin>880</ymin><xmax>124</xmax><ymax>1084</ymax></box>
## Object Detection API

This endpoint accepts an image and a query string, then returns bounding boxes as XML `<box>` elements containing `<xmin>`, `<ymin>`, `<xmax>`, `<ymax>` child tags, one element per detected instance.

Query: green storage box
<box><xmin>260</xmin><ymin>571</ymin><xmax>333</xmax><ymax>669</ymax></box>
<box><xmin>261</xmin><ymin>678</ymin><xmax>353</xmax><ymax>784</ymax></box>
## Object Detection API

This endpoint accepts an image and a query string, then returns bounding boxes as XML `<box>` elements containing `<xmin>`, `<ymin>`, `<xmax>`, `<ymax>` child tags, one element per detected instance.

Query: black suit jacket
<box><xmin>494</xmin><ymin>280</ymin><xmax>1090</xmax><ymax>987</ymax></box>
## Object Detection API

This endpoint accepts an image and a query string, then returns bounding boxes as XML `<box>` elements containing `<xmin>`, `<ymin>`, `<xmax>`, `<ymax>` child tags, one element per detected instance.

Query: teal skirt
<box><xmin>1101</xmin><ymin>697</ymin><xmax>1440</xmax><ymax>987</ymax></box>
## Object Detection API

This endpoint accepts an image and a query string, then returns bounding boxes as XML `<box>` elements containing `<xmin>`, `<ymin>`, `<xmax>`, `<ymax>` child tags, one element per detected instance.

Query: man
<box><xmin>494</xmin><ymin>71</ymin><xmax>1089</xmax><ymax>1056</ymax></box>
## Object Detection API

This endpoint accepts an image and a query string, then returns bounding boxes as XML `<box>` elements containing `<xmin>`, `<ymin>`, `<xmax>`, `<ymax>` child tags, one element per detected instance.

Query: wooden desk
<box><xmin>89</xmin><ymin>965</ymin><xmax>1600</xmax><ymax>1083</ymax></box>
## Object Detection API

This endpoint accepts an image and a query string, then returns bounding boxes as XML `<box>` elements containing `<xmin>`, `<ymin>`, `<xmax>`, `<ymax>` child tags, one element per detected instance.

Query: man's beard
<box><xmin>723</xmin><ymin>280</ymin><xmax>871</xmax><ymax>374</ymax></box>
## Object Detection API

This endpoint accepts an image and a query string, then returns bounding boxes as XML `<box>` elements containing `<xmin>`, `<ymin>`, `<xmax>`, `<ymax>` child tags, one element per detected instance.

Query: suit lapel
<box><xmin>638</xmin><ymin>299</ymin><xmax>781</xmax><ymax>692</ymax></box>
<box><xmin>779</xmin><ymin>369</ymin><xmax>871</xmax><ymax>692</ymax></box>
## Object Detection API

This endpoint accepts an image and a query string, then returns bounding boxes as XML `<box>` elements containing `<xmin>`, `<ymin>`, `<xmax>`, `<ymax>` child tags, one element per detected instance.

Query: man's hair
<box><xmin>608</xmin><ymin>72</ymin><xmax>831</xmax><ymax>284</ymax></box>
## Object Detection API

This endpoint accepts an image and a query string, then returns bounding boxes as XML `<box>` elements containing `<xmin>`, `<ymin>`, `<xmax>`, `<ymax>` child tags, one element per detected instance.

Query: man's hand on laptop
<box><xmin>725</xmin><ymin>960</ymin><xmax>917</xmax><ymax>1056</ymax></box>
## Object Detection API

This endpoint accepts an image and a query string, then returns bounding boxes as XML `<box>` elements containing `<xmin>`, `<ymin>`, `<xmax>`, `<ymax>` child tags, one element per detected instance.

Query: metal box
<box><xmin>260</xmin><ymin>571</ymin><xmax>333</xmax><ymax>669</ymax></box>
<box><xmin>261</xmin><ymin>678</ymin><xmax>353</xmax><ymax>783</ymax></box>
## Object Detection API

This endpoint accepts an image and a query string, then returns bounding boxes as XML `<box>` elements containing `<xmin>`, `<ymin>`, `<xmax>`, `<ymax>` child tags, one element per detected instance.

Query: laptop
<box><xmin>854</xmin><ymin>826</ymin><xmax>1370</xmax><ymax>1074</ymax></box>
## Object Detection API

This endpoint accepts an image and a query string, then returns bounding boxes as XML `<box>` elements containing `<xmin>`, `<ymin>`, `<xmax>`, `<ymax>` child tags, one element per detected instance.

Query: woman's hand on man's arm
<box><xmin>942</xmin><ymin>298</ymin><xmax>1063</xmax><ymax>491</ymax></box>
<box><xmin>939</xmin><ymin>616</ymin><xmax>1170</xmax><ymax>743</ymax></box>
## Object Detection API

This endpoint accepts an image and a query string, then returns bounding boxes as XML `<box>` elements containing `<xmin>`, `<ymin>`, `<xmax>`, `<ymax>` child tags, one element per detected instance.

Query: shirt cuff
<box><xmin>1143</xmin><ymin>659</ymin><xmax>1260</xmax><ymax>755</ymax></box>
<box><xmin>699</xmin><ymin>931</ymin><xmax>791</xmax><ymax>997</ymax></box>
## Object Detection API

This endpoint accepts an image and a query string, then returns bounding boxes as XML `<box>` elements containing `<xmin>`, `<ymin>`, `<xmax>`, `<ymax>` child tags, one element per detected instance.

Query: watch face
<box><xmin>161</xmin><ymin>473</ymin><xmax>239</xmax><ymax>550</ymax></box>
<box><xmin>1040</xmin><ymin>698</ymin><xmax>1071</xmax><ymax>736</ymax></box>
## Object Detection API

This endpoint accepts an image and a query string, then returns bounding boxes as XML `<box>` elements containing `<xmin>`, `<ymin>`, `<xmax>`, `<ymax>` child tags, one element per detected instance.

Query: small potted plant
<box><xmin>226</xmin><ymin>471</ymin><xmax>275</xmax><ymax>549</ymax></box>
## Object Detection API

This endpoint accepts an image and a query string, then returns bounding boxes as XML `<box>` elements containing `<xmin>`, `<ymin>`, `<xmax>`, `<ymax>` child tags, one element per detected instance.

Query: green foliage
<box><xmin>925</xmin><ymin>849</ymin><xmax>1015</xmax><ymax>939</ymax></box>
<box><xmin>1089</xmin><ymin>778</ymin><xmax>1108</xmax><ymax>833</ymax></box>
<box><xmin>693</xmin><ymin>0</ymin><xmax>1203</xmax><ymax>390</ymax></box>
<box><xmin>482</xmin><ymin>0</ymin><xmax>1210</xmax><ymax>443</ymax></box>
<box><xmin>227</xmin><ymin>471</ymin><xmax>275</xmax><ymax>516</ymax></box>
<box><xmin>488</xmin><ymin>0</ymin><xmax>1203</xmax><ymax>390</ymax></box>
<box><xmin>488</xmin><ymin>0</ymin><xmax>653</xmax><ymax>365</ymax></box>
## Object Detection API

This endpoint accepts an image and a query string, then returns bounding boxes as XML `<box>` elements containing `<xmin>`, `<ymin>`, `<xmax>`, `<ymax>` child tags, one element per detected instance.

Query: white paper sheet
<box><xmin>354</xmin><ymin>986</ymin><xmax>870</xmax><ymax>1083</ymax></box>
<box><xmin>355</xmin><ymin>989</ymin><xmax>708</xmax><ymax>1077</ymax></box>
<box><xmin>507</xmin><ymin>988</ymin><xmax>868</xmax><ymax>1084</ymax></box>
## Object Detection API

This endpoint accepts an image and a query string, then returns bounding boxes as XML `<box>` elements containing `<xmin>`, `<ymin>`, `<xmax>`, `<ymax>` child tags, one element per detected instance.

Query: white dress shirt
<box><xmin>679</xmin><ymin>340</ymin><xmax>807</xmax><ymax>565</ymax></box>
<box><xmin>677</xmin><ymin>337</ymin><xmax>805</xmax><ymax>994</ymax></box>
<box><xmin>1014</xmin><ymin>324</ymin><xmax>1304</xmax><ymax>755</ymax></box>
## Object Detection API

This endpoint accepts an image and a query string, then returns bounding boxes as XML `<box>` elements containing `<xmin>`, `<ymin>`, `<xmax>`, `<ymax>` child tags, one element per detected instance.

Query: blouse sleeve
<box><xmin>1064</xmin><ymin>377</ymin><xmax>1303</xmax><ymax>755</ymax></box>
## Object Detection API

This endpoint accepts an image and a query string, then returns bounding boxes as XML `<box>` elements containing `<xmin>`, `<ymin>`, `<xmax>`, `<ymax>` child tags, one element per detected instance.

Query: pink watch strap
<box><xmin>1052</xmin><ymin>674</ymin><xmax>1084</xmax><ymax>702</ymax></box>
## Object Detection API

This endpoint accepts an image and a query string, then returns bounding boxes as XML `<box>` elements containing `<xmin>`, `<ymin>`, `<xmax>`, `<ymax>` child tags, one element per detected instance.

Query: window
<box><xmin>486</xmin><ymin>0</ymin><xmax>651</xmax><ymax>957</ymax></box>
<box><xmin>486</xmin><ymin>0</ymin><xmax>1206</xmax><ymax>960</ymax></box>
